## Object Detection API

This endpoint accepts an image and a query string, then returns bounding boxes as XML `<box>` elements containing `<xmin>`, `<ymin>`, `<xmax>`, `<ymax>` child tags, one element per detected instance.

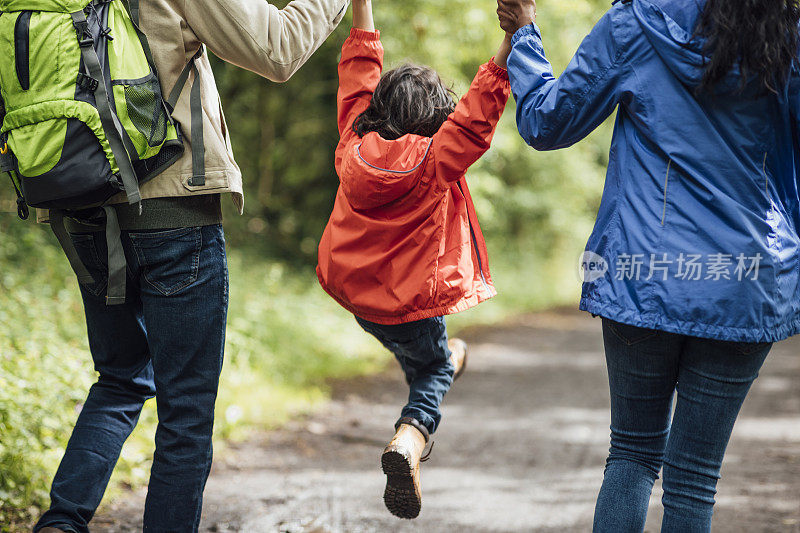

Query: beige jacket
<box><xmin>114</xmin><ymin>0</ymin><xmax>350</xmax><ymax>213</ymax></box>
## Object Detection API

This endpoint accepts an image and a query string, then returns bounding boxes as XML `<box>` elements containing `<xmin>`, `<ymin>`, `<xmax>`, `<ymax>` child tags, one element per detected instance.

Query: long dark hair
<box><xmin>353</xmin><ymin>64</ymin><xmax>457</xmax><ymax>140</ymax></box>
<box><xmin>696</xmin><ymin>0</ymin><xmax>800</xmax><ymax>92</ymax></box>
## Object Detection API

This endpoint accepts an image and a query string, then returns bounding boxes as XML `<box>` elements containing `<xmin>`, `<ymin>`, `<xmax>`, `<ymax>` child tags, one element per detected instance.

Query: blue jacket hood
<box><xmin>633</xmin><ymin>0</ymin><xmax>743</xmax><ymax>92</ymax></box>
<box><xmin>507</xmin><ymin>2</ymin><xmax>800</xmax><ymax>343</ymax></box>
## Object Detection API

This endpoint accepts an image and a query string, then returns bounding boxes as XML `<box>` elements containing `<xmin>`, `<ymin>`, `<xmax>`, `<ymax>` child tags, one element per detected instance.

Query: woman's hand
<box><xmin>352</xmin><ymin>0</ymin><xmax>375</xmax><ymax>32</ymax></box>
<box><xmin>497</xmin><ymin>0</ymin><xmax>536</xmax><ymax>35</ymax></box>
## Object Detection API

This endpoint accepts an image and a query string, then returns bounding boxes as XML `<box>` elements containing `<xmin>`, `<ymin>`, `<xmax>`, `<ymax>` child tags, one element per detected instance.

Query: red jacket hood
<box><xmin>340</xmin><ymin>132</ymin><xmax>433</xmax><ymax>210</ymax></box>
<box><xmin>319</xmin><ymin>29</ymin><xmax>510</xmax><ymax>324</ymax></box>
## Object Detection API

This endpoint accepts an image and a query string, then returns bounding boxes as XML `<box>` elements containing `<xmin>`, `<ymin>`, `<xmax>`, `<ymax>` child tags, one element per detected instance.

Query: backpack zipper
<box><xmin>14</xmin><ymin>11</ymin><xmax>31</xmax><ymax>91</ymax></box>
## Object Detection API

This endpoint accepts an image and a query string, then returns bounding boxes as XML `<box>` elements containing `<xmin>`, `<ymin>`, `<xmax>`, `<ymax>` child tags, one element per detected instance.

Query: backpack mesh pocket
<box><xmin>122</xmin><ymin>76</ymin><xmax>167</xmax><ymax>148</ymax></box>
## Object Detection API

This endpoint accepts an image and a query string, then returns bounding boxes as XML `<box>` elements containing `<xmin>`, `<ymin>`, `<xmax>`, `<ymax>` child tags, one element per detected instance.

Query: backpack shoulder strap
<box><xmin>122</xmin><ymin>0</ymin><xmax>158</xmax><ymax>77</ymax></box>
<box><xmin>71</xmin><ymin>8</ymin><xmax>141</xmax><ymax>207</ymax></box>
<box><xmin>49</xmin><ymin>210</ymin><xmax>95</xmax><ymax>285</ymax></box>
<box><xmin>167</xmin><ymin>46</ymin><xmax>206</xmax><ymax>187</ymax></box>
<box><xmin>123</xmin><ymin>0</ymin><xmax>206</xmax><ymax>188</ymax></box>
<box><xmin>102</xmin><ymin>205</ymin><xmax>126</xmax><ymax>305</ymax></box>
<box><xmin>50</xmin><ymin>206</ymin><xmax>127</xmax><ymax>306</ymax></box>
<box><xmin>126</xmin><ymin>0</ymin><xmax>140</xmax><ymax>25</ymax></box>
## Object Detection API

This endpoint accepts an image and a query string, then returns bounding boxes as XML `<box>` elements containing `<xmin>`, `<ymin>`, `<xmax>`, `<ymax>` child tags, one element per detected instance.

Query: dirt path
<box><xmin>95</xmin><ymin>310</ymin><xmax>800</xmax><ymax>532</ymax></box>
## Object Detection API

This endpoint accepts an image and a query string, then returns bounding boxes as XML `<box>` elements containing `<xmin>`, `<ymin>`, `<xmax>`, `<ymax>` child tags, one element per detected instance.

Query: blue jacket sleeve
<box><xmin>508</xmin><ymin>11</ymin><xmax>631</xmax><ymax>151</ymax></box>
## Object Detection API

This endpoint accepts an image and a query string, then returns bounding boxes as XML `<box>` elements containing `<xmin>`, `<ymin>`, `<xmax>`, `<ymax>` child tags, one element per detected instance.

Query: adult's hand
<box><xmin>497</xmin><ymin>0</ymin><xmax>536</xmax><ymax>35</ymax></box>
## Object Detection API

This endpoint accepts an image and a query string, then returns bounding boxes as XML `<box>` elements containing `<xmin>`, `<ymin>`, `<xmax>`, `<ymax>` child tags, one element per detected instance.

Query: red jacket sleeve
<box><xmin>431</xmin><ymin>60</ymin><xmax>510</xmax><ymax>184</ymax></box>
<box><xmin>335</xmin><ymin>28</ymin><xmax>384</xmax><ymax>175</ymax></box>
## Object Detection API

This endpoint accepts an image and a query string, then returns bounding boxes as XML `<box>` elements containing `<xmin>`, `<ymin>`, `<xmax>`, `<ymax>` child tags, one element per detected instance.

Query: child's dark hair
<box><xmin>353</xmin><ymin>64</ymin><xmax>457</xmax><ymax>140</ymax></box>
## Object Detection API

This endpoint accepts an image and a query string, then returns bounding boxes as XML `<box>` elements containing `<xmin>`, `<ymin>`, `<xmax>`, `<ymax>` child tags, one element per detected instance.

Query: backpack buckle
<box><xmin>77</xmin><ymin>72</ymin><xmax>99</xmax><ymax>92</ymax></box>
<box><xmin>72</xmin><ymin>19</ymin><xmax>94</xmax><ymax>47</ymax></box>
<box><xmin>0</xmin><ymin>142</ymin><xmax>15</xmax><ymax>173</ymax></box>
<box><xmin>16</xmin><ymin>195</ymin><xmax>29</xmax><ymax>220</ymax></box>
<box><xmin>78</xmin><ymin>33</ymin><xmax>94</xmax><ymax>47</ymax></box>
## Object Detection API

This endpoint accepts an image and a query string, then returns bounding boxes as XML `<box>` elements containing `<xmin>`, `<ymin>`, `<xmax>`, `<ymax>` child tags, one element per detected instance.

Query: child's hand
<box><xmin>497</xmin><ymin>0</ymin><xmax>536</xmax><ymax>35</ymax></box>
<box><xmin>353</xmin><ymin>0</ymin><xmax>375</xmax><ymax>32</ymax></box>
<box><xmin>493</xmin><ymin>33</ymin><xmax>512</xmax><ymax>69</ymax></box>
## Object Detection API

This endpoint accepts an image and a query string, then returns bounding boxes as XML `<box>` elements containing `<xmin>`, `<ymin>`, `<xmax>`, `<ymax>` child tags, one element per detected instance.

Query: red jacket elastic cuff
<box><xmin>485</xmin><ymin>59</ymin><xmax>510</xmax><ymax>81</ymax></box>
<box><xmin>348</xmin><ymin>27</ymin><xmax>381</xmax><ymax>41</ymax></box>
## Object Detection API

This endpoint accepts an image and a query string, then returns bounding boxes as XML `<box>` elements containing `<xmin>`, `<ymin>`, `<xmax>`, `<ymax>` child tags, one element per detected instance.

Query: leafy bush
<box><xmin>0</xmin><ymin>217</ymin><xmax>383</xmax><ymax>528</ymax></box>
<box><xmin>0</xmin><ymin>0</ymin><xmax>614</xmax><ymax>528</ymax></box>
<box><xmin>214</xmin><ymin>0</ymin><xmax>611</xmax><ymax>267</ymax></box>
<box><xmin>0</xmin><ymin>219</ymin><xmax>95</xmax><ymax>528</ymax></box>
<box><xmin>0</xmin><ymin>213</ymin><xmax>581</xmax><ymax>531</ymax></box>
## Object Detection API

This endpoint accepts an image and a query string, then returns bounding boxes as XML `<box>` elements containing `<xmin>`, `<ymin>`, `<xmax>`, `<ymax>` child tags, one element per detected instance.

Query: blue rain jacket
<box><xmin>508</xmin><ymin>0</ymin><xmax>800</xmax><ymax>342</ymax></box>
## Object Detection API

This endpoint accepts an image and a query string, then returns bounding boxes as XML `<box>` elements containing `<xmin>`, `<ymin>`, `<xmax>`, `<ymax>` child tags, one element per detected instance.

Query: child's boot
<box><xmin>381</xmin><ymin>417</ymin><xmax>430</xmax><ymax>519</ymax></box>
<box><xmin>448</xmin><ymin>338</ymin><xmax>469</xmax><ymax>380</ymax></box>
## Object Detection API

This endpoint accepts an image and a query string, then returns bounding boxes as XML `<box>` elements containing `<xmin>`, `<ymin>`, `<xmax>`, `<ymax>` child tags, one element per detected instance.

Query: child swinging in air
<box><xmin>317</xmin><ymin>0</ymin><xmax>511</xmax><ymax>519</ymax></box>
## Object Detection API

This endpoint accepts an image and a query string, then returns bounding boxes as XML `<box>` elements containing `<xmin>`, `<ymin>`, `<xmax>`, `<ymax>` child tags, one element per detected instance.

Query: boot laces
<box><xmin>420</xmin><ymin>441</ymin><xmax>435</xmax><ymax>462</ymax></box>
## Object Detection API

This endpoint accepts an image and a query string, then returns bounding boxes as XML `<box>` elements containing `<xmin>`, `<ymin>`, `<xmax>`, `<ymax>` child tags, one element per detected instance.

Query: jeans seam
<box><xmin>679</xmin><ymin>364</ymin><xmax>759</xmax><ymax>385</ymax></box>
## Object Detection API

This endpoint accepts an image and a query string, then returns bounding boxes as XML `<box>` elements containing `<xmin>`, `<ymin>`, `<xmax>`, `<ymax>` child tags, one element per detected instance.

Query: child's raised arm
<box><xmin>430</xmin><ymin>36</ymin><xmax>512</xmax><ymax>185</ymax></box>
<box><xmin>493</xmin><ymin>34</ymin><xmax>513</xmax><ymax>69</ymax></box>
<box><xmin>352</xmin><ymin>0</ymin><xmax>375</xmax><ymax>31</ymax></box>
<box><xmin>335</xmin><ymin>1</ymin><xmax>383</xmax><ymax>174</ymax></box>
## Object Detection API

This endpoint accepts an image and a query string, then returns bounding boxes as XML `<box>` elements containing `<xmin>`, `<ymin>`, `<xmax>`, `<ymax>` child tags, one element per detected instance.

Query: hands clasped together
<box><xmin>496</xmin><ymin>0</ymin><xmax>537</xmax><ymax>36</ymax></box>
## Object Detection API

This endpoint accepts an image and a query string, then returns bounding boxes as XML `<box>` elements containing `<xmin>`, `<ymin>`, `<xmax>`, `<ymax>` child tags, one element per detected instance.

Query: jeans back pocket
<box><xmin>731</xmin><ymin>341</ymin><xmax>772</xmax><ymax>355</ymax></box>
<box><xmin>131</xmin><ymin>227</ymin><xmax>201</xmax><ymax>296</ymax></box>
<box><xmin>605</xmin><ymin>319</ymin><xmax>659</xmax><ymax>346</ymax></box>
<box><xmin>69</xmin><ymin>232</ymin><xmax>108</xmax><ymax>297</ymax></box>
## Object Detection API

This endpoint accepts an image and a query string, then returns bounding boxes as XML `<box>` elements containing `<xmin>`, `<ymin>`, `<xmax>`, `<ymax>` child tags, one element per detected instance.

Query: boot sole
<box><xmin>382</xmin><ymin>447</ymin><xmax>421</xmax><ymax>519</ymax></box>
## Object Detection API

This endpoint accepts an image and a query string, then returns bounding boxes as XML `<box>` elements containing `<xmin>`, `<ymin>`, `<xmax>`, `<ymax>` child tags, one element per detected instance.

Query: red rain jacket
<box><xmin>317</xmin><ymin>28</ymin><xmax>510</xmax><ymax>325</ymax></box>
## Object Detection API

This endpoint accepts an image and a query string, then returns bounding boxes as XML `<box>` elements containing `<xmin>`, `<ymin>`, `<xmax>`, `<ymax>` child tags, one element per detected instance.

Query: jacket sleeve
<box><xmin>431</xmin><ymin>60</ymin><xmax>510</xmax><ymax>184</ymax></box>
<box><xmin>184</xmin><ymin>0</ymin><xmax>349</xmax><ymax>82</ymax></box>
<box><xmin>508</xmin><ymin>10</ymin><xmax>630</xmax><ymax>151</ymax></box>
<box><xmin>335</xmin><ymin>28</ymin><xmax>383</xmax><ymax>174</ymax></box>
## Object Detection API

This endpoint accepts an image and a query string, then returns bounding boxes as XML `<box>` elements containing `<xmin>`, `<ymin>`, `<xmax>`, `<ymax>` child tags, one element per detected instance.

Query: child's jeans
<box><xmin>356</xmin><ymin>316</ymin><xmax>455</xmax><ymax>435</ymax></box>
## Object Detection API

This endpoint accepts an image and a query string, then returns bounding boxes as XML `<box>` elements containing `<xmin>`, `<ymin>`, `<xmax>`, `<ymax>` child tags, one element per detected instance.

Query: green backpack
<box><xmin>0</xmin><ymin>0</ymin><xmax>205</xmax><ymax>304</ymax></box>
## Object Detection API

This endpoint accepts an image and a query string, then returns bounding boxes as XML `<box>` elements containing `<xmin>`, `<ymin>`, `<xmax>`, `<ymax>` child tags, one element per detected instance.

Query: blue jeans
<box><xmin>356</xmin><ymin>316</ymin><xmax>455</xmax><ymax>435</ymax></box>
<box><xmin>35</xmin><ymin>225</ymin><xmax>229</xmax><ymax>533</ymax></box>
<box><xmin>593</xmin><ymin>319</ymin><xmax>771</xmax><ymax>533</ymax></box>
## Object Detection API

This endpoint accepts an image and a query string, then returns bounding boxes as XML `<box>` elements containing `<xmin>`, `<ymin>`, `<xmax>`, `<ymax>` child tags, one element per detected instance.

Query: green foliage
<box><xmin>216</xmin><ymin>0</ymin><xmax>611</xmax><ymax>270</ymax></box>
<box><xmin>0</xmin><ymin>0</ymin><xmax>615</xmax><ymax>528</ymax></box>
<box><xmin>0</xmin><ymin>216</ymin><xmax>382</xmax><ymax>528</ymax></box>
<box><xmin>0</xmin><ymin>221</ymin><xmax>94</xmax><ymax>528</ymax></box>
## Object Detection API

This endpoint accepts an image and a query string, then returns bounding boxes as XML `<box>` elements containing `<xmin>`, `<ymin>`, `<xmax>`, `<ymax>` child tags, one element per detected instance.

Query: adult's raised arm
<box><xmin>185</xmin><ymin>0</ymin><xmax>350</xmax><ymax>82</ymax></box>
<box><xmin>507</xmin><ymin>5</ymin><xmax>635</xmax><ymax>150</ymax></box>
<box><xmin>429</xmin><ymin>55</ymin><xmax>510</xmax><ymax>184</ymax></box>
